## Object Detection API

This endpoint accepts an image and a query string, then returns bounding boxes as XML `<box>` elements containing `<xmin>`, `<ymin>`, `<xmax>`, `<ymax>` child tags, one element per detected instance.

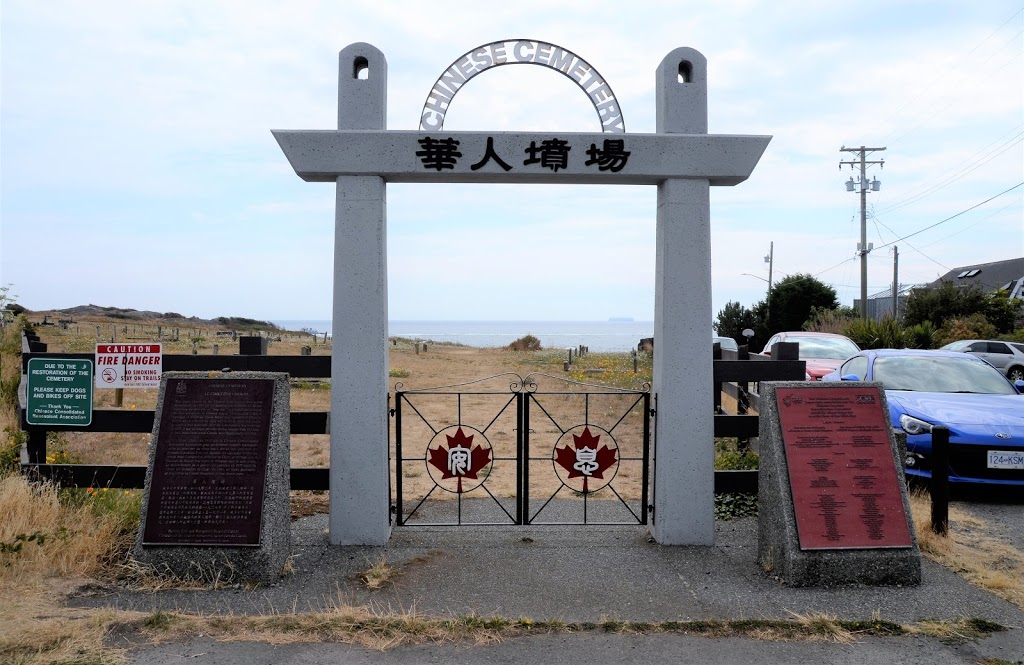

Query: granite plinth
<box><xmin>134</xmin><ymin>371</ymin><xmax>291</xmax><ymax>585</ymax></box>
<box><xmin>757</xmin><ymin>381</ymin><xmax>921</xmax><ymax>587</ymax></box>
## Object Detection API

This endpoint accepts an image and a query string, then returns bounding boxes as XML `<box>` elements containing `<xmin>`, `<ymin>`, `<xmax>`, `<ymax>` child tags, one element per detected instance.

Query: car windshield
<box><xmin>873</xmin><ymin>356</ymin><xmax>1017</xmax><ymax>394</ymax></box>
<box><xmin>939</xmin><ymin>340</ymin><xmax>971</xmax><ymax>351</ymax></box>
<box><xmin>788</xmin><ymin>337</ymin><xmax>859</xmax><ymax>360</ymax></box>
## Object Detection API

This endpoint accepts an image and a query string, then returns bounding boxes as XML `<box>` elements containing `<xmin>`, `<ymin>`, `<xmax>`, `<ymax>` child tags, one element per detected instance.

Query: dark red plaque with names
<box><xmin>142</xmin><ymin>379</ymin><xmax>274</xmax><ymax>546</ymax></box>
<box><xmin>776</xmin><ymin>386</ymin><xmax>912</xmax><ymax>550</ymax></box>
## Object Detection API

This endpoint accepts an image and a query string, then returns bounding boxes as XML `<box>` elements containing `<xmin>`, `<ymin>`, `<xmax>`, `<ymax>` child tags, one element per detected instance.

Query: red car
<box><xmin>761</xmin><ymin>331</ymin><xmax>861</xmax><ymax>380</ymax></box>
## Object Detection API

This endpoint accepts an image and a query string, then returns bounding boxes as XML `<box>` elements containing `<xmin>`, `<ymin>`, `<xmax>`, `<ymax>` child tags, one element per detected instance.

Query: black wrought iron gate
<box><xmin>392</xmin><ymin>373</ymin><xmax>651</xmax><ymax>526</ymax></box>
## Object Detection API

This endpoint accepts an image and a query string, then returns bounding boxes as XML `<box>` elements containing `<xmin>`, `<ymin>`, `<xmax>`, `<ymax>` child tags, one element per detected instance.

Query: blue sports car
<box><xmin>822</xmin><ymin>348</ymin><xmax>1024</xmax><ymax>487</ymax></box>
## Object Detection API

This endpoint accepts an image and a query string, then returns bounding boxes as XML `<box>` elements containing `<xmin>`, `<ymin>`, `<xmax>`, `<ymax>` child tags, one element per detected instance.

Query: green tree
<box><xmin>903</xmin><ymin>282</ymin><xmax>1021</xmax><ymax>335</ymax></box>
<box><xmin>761</xmin><ymin>274</ymin><xmax>839</xmax><ymax>335</ymax></box>
<box><xmin>713</xmin><ymin>301</ymin><xmax>764</xmax><ymax>347</ymax></box>
<box><xmin>903</xmin><ymin>282</ymin><xmax>985</xmax><ymax>329</ymax></box>
<box><xmin>982</xmin><ymin>290</ymin><xmax>1022</xmax><ymax>334</ymax></box>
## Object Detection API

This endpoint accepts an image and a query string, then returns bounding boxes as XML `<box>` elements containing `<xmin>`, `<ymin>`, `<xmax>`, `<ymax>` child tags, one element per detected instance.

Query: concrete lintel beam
<box><xmin>272</xmin><ymin>130</ymin><xmax>771</xmax><ymax>186</ymax></box>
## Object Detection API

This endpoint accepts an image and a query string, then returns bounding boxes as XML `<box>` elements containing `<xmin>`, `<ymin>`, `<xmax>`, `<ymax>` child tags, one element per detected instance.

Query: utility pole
<box><xmin>892</xmin><ymin>246</ymin><xmax>899</xmax><ymax>320</ymax></box>
<box><xmin>840</xmin><ymin>145</ymin><xmax>885</xmax><ymax>319</ymax></box>
<box><xmin>765</xmin><ymin>241</ymin><xmax>774</xmax><ymax>325</ymax></box>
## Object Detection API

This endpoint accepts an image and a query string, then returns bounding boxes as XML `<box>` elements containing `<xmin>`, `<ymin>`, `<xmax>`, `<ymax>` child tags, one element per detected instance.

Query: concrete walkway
<box><xmin>73</xmin><ymin>516</ymin><xmax>1024</xmax><ymax>664</ymax></box>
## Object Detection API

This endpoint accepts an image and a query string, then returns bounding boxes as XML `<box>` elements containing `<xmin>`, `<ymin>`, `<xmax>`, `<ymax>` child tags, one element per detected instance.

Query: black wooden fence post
<box><xmin>712</xmin><ymin>342</ymin><xmax>722</xmax><ymax>414</ymax></box>
<box><xmin>26</xmin><ymin>430</ymin><xmax>47</xmax><ymax>464</ymax></box>
<box><xmin>930</xmin><ymin>425</ymin><xmax>950</xmax><ymax>536</ymax></box>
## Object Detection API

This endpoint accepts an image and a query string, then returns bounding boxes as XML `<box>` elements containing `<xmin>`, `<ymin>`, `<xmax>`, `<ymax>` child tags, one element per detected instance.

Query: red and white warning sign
<box><xmin>95</xmin><ymin>344</ymin><xmax>162</xmax><ymax>388</ymax></box>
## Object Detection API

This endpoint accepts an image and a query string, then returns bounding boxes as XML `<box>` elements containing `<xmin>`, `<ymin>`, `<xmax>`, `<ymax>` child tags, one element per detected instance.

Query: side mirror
<box><xmin>840</xmin><ymin>374</ymin><xmax>860</xmax><ymax>381</ymax></box>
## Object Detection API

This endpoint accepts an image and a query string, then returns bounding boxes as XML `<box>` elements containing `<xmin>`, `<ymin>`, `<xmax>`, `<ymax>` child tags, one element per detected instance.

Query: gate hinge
<box><xmin>649</xmin><ymin>408</ymin><xmax>656</xmax><ymax>417</ymax></box>
<box><xmin>389</xmin><ymin>408</ymin><xmax>396</xmax><ymax>417</ymax></box>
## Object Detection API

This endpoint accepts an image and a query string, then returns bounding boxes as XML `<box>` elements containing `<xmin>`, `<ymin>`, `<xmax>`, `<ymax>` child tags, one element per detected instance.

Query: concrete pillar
<box><xmin>650</xmin><ymin>48</ymin><xmax>714</xmax><ymax>545</ymax></box>
<box><xmin>330</xmin><ymin>43</ymin><xmax>391</xmax><ymax>545</ymax></box>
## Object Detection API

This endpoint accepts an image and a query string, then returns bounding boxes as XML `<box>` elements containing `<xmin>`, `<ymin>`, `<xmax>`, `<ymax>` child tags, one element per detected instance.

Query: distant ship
<box><xmin>608</xmin><ymin>317</ymin><xmax>634</xmax><ymax>322</ymax></box>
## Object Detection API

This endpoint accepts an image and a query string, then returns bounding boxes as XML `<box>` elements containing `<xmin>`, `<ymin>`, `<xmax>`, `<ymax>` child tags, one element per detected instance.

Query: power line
<box><xmin>868</xmin><ymin>208</ymin><xmax>951</xmax><ymax>272</ymax></box>
<box><xmin>874</xmin><ymin>128</ymin><xmax>1024</xmax><ymax>214</ymax></box>
<box><xmin>873</xmin><ymin>181</ymin><xmax>1024</xmax><ymax>251</ymax></box>
<box><xmin>872</xmin><ymin>8</ymin><xmax>1024</xmax><ymax>146</ymax></box>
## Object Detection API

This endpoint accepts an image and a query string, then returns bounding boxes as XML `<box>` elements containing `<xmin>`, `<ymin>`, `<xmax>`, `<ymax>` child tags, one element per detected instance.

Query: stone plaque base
<box><xmin>757</xmin><ymin>381</ymin><xmax>921</xmax><ymax>587</ymax></box>
<box><xmin>134</xmin><ymin>371</ymin><xmax>291</xmax><ymax>585</ymax></box>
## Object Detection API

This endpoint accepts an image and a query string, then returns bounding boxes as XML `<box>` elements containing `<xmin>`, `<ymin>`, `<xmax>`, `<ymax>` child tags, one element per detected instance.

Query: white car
<box><xmin>940</xmin><ymin>339</ymin><xmax>1024</xmax><ymax>382</ymax></box>
<box><xmin>713</xmin><ymin>336</ymin><xmax>739</xmax><ymax>352</ymax></box>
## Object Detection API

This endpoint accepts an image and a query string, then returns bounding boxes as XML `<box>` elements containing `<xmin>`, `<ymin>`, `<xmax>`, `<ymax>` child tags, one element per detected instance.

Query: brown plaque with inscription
<box><xmin>776</xmin><ymin>386</ymin><xmax>912</xmax><ymax>550</ymax></box>
<box><xmin>143</xmin><ymin>379</ymin><xmax>274</xmax><ymax>546</ymax></box>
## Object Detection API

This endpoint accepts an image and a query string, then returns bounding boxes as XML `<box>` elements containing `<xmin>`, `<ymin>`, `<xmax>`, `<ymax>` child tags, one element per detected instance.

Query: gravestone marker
<box><xmin>134</xmin><ymin>371</ymin><xmax>291</xmax><ymax>584</ymax></box>
<box><xmin>757</xmin><ymin>381</ymin><xmax>920</xmax><ymax>586</ymax></box>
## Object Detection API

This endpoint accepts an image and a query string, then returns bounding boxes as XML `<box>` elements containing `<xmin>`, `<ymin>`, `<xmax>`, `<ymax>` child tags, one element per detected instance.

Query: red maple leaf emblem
<box><xmin>554</xmin><ymin>427</ymin><xmax>617</xmax><ymax>492</ymax></box>
<box><xmin>427</xmin><ymin>427</ymin><xmax>491</xmax><ymax>492</ymax></box>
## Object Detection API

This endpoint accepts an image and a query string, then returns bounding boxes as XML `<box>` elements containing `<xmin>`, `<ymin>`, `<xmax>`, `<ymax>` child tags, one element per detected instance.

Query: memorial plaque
<box><xmin>776</xmin><ymin>385</ymin><xmax>912</xmax><ymax>550</ymax></box>
<box><xmin>142</xmin><ymin>378</ymin><xmax>274</xmax><ymax>546</ymax></box>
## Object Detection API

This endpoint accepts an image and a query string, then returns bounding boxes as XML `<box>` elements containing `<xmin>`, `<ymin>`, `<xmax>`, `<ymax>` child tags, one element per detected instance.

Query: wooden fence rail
<box><xmin>18</xmin><ymin>334</ymin><xmax>804</xmax><ymax>494</ymax></box>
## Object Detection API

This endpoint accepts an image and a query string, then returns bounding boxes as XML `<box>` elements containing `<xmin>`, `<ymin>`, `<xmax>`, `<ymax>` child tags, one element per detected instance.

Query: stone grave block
<box><xmin>134</xmin><ymin>371</ymin><xmax>291</xmax><ymax>584</ymax></box>
<box><xmin>757</xmin><ymin>381</ymin><xmax>921</xmax><ymax>586</ymax></box>
<box><xmin>239</xmin><ymin>336</ymin><xmax>268</xmax><ymax>355</ymax></box>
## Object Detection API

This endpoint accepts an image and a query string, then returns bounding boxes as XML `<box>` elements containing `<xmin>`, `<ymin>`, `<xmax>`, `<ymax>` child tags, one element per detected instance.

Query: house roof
<box><xmin>928</xmin><ymin>257</ymin><xmax>1024</xmax><ymax>295</ymax></box>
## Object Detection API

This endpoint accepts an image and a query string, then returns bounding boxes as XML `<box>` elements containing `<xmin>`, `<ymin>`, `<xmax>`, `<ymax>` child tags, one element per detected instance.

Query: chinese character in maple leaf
<box><xmin>554</xmin><ymin>427</ymin><xmax>617</xmax><ymax>493</ymax></box>
<box><xmin>427</xmin><ymin>427</ymin><xmax>491</xmax><ymax>492</ymax></box>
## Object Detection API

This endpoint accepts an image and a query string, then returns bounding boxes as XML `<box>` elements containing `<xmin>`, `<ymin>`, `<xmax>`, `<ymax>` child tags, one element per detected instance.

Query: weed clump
<box><xmin>507</xmin><ymin>335</ymin><xmax>542</xmax><ymax>352</ymax></box>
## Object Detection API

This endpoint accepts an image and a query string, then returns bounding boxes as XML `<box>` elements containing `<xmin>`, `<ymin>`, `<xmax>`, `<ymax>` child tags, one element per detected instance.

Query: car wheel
<box><xmin>1008</xmin><ymin>365</ymin><xmax>1024</xmax><ymax>382</ymax></box>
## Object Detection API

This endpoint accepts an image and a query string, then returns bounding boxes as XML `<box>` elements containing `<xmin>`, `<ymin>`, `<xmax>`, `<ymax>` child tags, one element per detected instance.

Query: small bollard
<box><xmin>301</xmin><ymin>345</ymin><xmax>311</xmax><ymax>356</ymax></box>
<box><xmin>563</xmin><ymin>360</ymin><xmax>570</xmax><ymax>372</ymax></box>
<box><xmin>213</xmin><ymin>344</ymin><xmax>219</xmax><ymax>355</ymax></box>
<box><xmin>931</xmin><ymin>425</ymin><xmax>950</xmax><ymax>536</ymax></box>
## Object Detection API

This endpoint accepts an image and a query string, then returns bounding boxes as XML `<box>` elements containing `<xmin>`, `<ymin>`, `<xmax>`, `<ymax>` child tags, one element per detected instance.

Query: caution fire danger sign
<box><xmin>95</xmin><ymin>344</ymin><xmax>162</xmax><ymax>388</ymax></box>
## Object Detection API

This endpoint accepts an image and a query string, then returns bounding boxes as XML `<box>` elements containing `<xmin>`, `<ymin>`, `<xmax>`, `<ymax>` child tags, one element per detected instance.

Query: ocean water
<box><xmin>271</xmin><ymin>320</ymin><xmax>655</xmax><ymax>353</ymax></box>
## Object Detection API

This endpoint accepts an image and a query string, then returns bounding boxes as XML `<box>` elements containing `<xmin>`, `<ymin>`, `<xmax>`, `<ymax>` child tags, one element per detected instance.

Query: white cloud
<box><xmin>2</xmin><ymin>0</ymin><xmax>1021</xmax><ymax>323</ymax></box>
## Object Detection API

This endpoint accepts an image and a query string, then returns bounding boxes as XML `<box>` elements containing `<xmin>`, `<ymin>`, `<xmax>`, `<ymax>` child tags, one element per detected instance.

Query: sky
<box><xmin>2</xmin><ymin>1</ymin><xmax>1022</xmax><ymax>323</ymax></box>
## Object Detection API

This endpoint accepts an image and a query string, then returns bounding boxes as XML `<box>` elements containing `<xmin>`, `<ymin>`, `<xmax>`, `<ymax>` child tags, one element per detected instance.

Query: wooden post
<box><xmin>26</xmin><ymin>430</ymin><xmax>47</xmax><ymax>464</ymax></box>
<box><xmin>114</xmin><ymin>388</ymin><xmax>124</xmax><ymax>407</ymax></box>
<box><xmin>712</xmin><ymin>342</ymin><xmax>722</xmax><ymax>414</ymax></box>
<box><xmin>931</xmin><ymin>425</ymin><xmax>949</xmax><ymax>535</ymax></box>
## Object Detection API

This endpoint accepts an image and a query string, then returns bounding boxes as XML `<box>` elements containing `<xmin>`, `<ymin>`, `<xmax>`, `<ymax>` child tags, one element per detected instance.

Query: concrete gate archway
<box><xmin>275</xmin><ymin>41</ymin><xmax>770</xmax><ymax>546</ymax></box>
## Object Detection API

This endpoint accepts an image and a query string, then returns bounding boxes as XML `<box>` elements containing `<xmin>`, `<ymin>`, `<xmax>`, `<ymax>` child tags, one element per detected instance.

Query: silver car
<box><xmin>940</xmin><ymin>339</ymin><xmax>1024</xmax><ymax>382</ymax></box>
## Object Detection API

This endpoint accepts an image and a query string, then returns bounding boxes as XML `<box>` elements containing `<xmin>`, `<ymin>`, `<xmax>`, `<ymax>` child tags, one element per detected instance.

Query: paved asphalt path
<box><xmin>71</xmin><ymin>505</ymin><xmax>1024</xmax><ymax>664</ymax></box>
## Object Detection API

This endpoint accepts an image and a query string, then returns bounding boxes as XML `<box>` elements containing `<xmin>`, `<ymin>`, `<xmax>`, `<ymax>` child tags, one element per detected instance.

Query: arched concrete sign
<box><xmin>419</xmin><ymin>39</ymin><xmax>625</xmax><ymax>133</ymax></box>
<box><xmin>275</xmin><ymin>42</ymin><xmax>771</xmax><ymax>547</ymax></box>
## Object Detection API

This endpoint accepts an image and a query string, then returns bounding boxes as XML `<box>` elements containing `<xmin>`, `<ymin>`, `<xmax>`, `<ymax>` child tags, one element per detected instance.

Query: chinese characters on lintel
<box><xmin>416</xmin><ymin>136</ymin><xmax>631</xmax><ymax>173</ymax></box>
